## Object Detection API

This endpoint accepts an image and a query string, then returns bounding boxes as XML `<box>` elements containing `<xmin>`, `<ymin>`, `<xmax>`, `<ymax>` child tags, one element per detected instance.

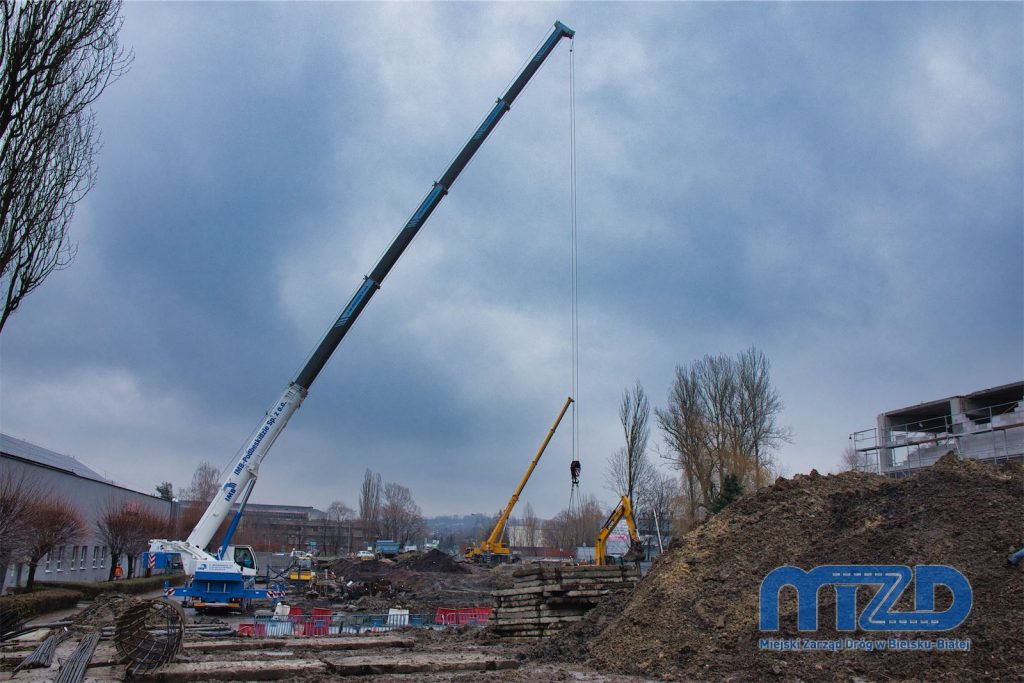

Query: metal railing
<box><xmin>850</xmin><ymin>399</ymin><xmax>1023</xmax><ymax>474</ymax></box>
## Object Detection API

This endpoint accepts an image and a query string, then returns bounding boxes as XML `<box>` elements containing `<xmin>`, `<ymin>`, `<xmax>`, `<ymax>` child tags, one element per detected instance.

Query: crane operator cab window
<box><xmin>233</xmin><ymin>546</ymin><xmax>256</xmax><ymax>571</ymax></box>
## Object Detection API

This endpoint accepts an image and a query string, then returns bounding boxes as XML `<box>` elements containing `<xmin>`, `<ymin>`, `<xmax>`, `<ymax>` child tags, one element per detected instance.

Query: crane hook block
<box><xmin>570</xmin><ymin>460</ymin><xmax>581</xmax><ymax>484</ymax></box>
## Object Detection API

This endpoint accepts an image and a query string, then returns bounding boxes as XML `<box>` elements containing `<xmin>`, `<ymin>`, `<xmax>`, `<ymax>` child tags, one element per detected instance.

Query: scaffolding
<box><xmin>850</xmin><ymin>383</ymin><xmax>1023</xmax><ymax>478</ymax></box>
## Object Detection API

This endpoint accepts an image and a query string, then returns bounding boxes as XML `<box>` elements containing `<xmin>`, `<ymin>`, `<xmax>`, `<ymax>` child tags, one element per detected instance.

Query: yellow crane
<box><xmin>465</xmin><ymin>396</ymin><xmax>574</xmax><ymax>563</ymax></box>
<box><xmin>595</xmin><ymin>495</ymin><xmax>644</xmax><ymax>566</ymax></box>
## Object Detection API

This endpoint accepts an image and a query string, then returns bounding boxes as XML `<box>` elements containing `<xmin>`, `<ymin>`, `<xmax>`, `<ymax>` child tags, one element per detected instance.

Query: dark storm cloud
<box><xmin>1</xmin><ymin>3</ymin><xmax>1020</xmax><ymax>518</ymax></box>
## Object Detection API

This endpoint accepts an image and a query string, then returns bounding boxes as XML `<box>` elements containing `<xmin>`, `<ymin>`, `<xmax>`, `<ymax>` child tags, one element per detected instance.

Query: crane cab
<box><xmin>229</xmin><ymin>545</ymin><xmax>258</xmax><ymax>578</ymax></box>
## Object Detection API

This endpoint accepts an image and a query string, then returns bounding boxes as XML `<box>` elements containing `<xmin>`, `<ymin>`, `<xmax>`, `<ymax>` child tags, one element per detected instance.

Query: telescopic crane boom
<box><xmin>466</xmin><ymin>396</ymin><xmax>573</xmax><ymax>562</ymax></box>
<box><xmin>148</xmin><ymin>21</ymin><xmax>575</xmax><ymax>605</ymax></box>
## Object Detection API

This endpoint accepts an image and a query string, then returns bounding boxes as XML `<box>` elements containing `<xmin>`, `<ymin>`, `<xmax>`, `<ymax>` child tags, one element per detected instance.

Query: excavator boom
<box><xmin>595</xmin><ymin>495</ymin><xmax>644</xmax><ymax>566</ymax></box>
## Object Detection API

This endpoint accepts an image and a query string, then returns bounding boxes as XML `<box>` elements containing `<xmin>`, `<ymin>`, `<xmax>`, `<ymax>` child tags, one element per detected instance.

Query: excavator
<box><xmin>595</xmin><ymin>495</ymin><xmax>645</xmax><ymax>566</ymax></box>
<box><xmin>465</xmin><ymin>396</ymin><xmax>573</xmax><ymax>563</ymax></box>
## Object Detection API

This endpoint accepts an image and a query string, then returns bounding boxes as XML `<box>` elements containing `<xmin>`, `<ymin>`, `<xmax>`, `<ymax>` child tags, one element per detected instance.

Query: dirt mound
<box><xmin>319</xmin><ymin>553</ymin><xmax>494</xmax><ymax>612</ymax></box>
<box><xmin>331</xmin><ymin>557</ymin><xmax>392</xmax><ymax>581</ymax></box>
<box><xmin>400</xmin><ymin>550</ymin><xmax>470</xmax><ymax>574</ymax></box>
<box><xmin>537</xmin><ymin>456</ymin><xmax>1024</xmax><ymax>681</ymax></box>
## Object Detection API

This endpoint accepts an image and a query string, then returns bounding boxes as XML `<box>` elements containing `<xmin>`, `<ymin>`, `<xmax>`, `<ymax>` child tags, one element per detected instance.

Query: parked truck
<box><xmin>374</xmin><ymin>540</ymin><xmax>401</xmax><ymax>558</ymax></box>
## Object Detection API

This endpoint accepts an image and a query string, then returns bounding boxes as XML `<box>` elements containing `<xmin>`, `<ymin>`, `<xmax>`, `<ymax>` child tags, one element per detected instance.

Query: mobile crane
<box><xmin>148</xmin><ymin>21</ymin><xmax>575</xmax><ymax>610</ymax></box>
<box><xmin>595</xmin><ymin>495</ymin><xmax>645</xmax><ymax>566</ymax></box>
<box><xmin>465</xmin><ymin>396</ymin><xmax>573</xmax><ymax>563</ymax></box>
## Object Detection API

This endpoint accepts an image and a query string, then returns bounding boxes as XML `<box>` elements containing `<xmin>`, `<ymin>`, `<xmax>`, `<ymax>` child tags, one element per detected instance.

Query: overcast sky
<box><xmin>1</xmin><ymin>2</ymin><xmax>1021</xmax><ymax>520</ymax></box>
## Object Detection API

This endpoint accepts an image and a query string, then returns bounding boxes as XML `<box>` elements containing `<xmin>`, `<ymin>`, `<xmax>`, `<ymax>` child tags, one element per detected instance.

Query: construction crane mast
<box><xmin>149</xmin><ymin>21</ymin><xmax>575</xmax><ymax>608</ymax></box>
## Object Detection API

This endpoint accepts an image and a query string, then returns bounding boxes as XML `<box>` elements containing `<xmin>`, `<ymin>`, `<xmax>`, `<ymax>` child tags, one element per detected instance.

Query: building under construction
<box><xmin>850</xmin><ymin>381</ymin><xmax>1023</xmax><ymax>477</ymax></box>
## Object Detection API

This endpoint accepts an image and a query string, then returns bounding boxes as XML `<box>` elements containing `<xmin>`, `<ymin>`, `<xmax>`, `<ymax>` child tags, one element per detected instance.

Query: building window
<box><xmin>55</xmin><ymin>546</ymin><xmax>64</xmax><ymax>572</ymax></box>
<box><xmin>92</xmin><ymin>546</ymin><xmax>99</xmax><ymax>569</ymax></box>
<box><xmin>70</xmin><ymin>546</ymin><xmax>78</xmax><ymax>571</ymax></box>
<box><xmin>44</xmin><ymin>551</ymin><xmax>52</xmax><ymax>573</ymax></box>
<box><xmin>100</xmin><ymin>547</ymin><xmax>106</xmax><ymax>569</ymax></box>
<box><xmin>80</xmin><ymin>547</ymin><xmax>86</xmax><ymax>570</ymax></box>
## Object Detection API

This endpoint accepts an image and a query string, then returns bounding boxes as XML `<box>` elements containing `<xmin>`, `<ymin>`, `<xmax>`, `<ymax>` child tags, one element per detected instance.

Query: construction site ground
<box><xmin>0</xmin><ymin>599</ymin><xmax>652</xmax><ymax>682</ymax></box>
<box><xmin>3</xmin><ymin>454</ymin><xmax>1021</xmax><ymax>681</ymax></box>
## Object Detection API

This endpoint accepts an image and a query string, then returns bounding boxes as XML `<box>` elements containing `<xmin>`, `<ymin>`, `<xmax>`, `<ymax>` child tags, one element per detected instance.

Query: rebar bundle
<box><xmin>12</xmin><ymin>628</ymin><xmax>71</xmax><ymax>672</ymax></box>
<box><xmin>113</xmin><ymin>598</ymin><xmax>185</xmax><ymax>675</ymax></box>
<box><xmin>54</xmin><ymin>631</ymin><xmax>100</xmax><ymax>683</ymax></box>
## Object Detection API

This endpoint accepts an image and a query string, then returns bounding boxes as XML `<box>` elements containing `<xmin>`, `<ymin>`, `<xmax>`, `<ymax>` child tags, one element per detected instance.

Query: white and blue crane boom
<box><xmin>149</xmin><ymin>21</ymin><xmax>575</xmax><ymax>610</ymax></box>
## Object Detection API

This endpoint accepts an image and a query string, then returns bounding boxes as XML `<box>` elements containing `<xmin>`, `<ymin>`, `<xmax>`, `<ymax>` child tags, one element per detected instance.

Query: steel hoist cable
<box><xmin>568</xmin><ymin>36</ymin><xmax>583</xmax><ymax>530</ymax></box>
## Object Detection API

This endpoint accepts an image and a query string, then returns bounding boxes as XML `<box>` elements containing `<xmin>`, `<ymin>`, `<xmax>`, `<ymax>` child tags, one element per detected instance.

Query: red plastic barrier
<box><xmin>434</xmin><ymin>607</ymin><xmax>492</xmax><ymax>626</ymax></box>
<box><xmin>310</xmin><ymin>607</ymin><xmax>332</xmax><ymax>636</ymax></box>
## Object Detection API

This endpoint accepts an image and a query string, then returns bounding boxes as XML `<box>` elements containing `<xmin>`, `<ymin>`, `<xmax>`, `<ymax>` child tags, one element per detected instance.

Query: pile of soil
<box><xmin>399</xmin><ymin>550</ymin><xmax>471</xmax><ymax>574</ymax></box>
<box><xmin>321</xmin><ymin>552</ymin><xmax>494</xmax><ymax>613</ymax></box>
<box><xmin>536</xmin><ymin>455</ymin><xmax>1023</xmax><ymax>681</ymax></box>
<box><xmin>330</xmin><ymin>558</ymin><xmax>393</xmax><ymax>582</ymax></box>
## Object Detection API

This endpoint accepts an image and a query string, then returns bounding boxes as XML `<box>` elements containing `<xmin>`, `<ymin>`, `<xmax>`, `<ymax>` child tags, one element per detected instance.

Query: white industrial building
<box><xmin>1</xmin><ymin>433</ymin><xmax>173</xmax><ymax>591</ymax></box>
<box><xmin>850</xmin><ymin>381</ymin><xmax>1024</xmax><ymax>477</ymax></box>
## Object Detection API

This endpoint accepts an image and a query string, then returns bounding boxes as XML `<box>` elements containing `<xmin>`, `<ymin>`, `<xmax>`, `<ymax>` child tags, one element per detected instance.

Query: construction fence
<box><xmin>237</xmin><ymin>606</ymin><xmax>492</xmax><ymax>637</ymax></box>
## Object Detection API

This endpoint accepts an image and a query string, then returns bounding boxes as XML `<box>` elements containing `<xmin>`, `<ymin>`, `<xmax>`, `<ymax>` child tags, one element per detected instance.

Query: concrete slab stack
<box><xmin>490</xmin><ymin>564</ymin><xmax>638</xmax><ymax>639</ymax></box>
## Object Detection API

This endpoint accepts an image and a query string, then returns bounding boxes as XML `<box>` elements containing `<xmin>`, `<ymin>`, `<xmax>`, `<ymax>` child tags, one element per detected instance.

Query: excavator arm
<box><xmin>595</xmin><ymin>495</ymin><xmax>644</xmax><ymax>566</ymax></box>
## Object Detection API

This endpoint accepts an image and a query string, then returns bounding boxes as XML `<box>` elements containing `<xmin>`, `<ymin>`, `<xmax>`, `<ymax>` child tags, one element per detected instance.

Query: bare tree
<box><xmin>604</xmin><ymin>383</ymin><xmax>657</xmax><ymax>515</ymax></box>
<box><xmin>838</xmin><ymin>445</ymin><xmax>876</xmax><ymax>473</ymax></box>
<box><xmin>573</xmin><ymin>495</ymin><xmax>605</xmax><ymax>549</ymax></box>
<box><xmin>379</xmin><ymin>482</ymin><xmax>424</xmax><ymax>546</ymax></box>
<box><xmin>182</xmin><ymin>461</ymin><xmax>220</xmax><ymax>504</ymax></box>
<box><xmin>519</xmin><ymin>502</ymin><xmax>541</xmax><ymax>549</ymax></box>
<box><xmin>621</xmin><ymin>382</ymin><xmax>652</xmax><ymax>501</ymax></box>
<box><xmin>320</xmin><ymin>501</ymin><xmax>355</xmax><ymax>555</ymax></box>
<box><xmin>327</xmin><ymin>500</ymin><xmax>355</xmax><ymax>523</ymax></box>
<box><xmin>358</xmin><ymin>469</ymin><xmax>382</xmax><ymax>537</ymax></box>
<box><xmin>656</xmin><ymin>348</ymin><xmax>789</xmax><ymax>530</ymax></box>
<box><xmin>545</xmin><ymin>494</ymin><xmax>605</xmax><ymax>550</ymax></box>
<box><xmin>735</xmin><ymin>347</ymin><xmax>791</xmax><ymax>486</ymax></box>
<box><xmin>0</xmin><ymin>1</ymin><xmax>132</xmax><ymax>332</ymax></box>
<box><xmin>94</xmin><ymin>499</ymin><xmax>131</xmax><ymax>581</ymax></box>
<box><xmin>127</xmin><ymin>506</ymin><xmax>167</xmax><ymax>578</ymax></box>
<box><xmin>0</xmin><ymin>464</ymin><xmax>39</xmax><ymax>593</ymax></box>
<box><xmin>543</xmin><ymin>508</ymin><xmax>575</xmax><ymax>550</ymax></box>
<box><xmin>637</xmin><ymin>469</ymin><xmax>681</xmax><ymax>545</ymax></box>
<box><xmin>657</xmin><ymin>362</ymin><xmax>719</xmax><ymax>524</ymax></box>
<box><xmin>25</xmin><ymin>497</ymin><xmax>86</xmax><ymax>591</ymax></box>
<box><xmin>95</xmin><ymin>498</ymin><xmax>170</xmax><ymax>579</ymax></box>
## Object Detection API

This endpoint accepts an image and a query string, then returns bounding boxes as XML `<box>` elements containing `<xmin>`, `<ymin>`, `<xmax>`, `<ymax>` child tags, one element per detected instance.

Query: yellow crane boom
<box><xmin>466</xmin><ymin>396</ymin><xmax>574</xmax><ymax>562</ymax></box>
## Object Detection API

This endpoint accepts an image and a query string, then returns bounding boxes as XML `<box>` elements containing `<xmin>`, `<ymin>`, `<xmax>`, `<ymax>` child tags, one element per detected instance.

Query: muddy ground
<box><xmin>283</xmin><ymin>549</ymin><xmax>513</xmax><ymax>614</ymax></box>
<box><xmin>4</xmin><ymin>455</ymin><xmax>1020</xmax><ymax>682</ymax></box>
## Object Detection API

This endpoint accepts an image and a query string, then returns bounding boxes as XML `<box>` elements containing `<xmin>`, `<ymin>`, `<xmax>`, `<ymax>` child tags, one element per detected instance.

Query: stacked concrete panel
<box><xmin>490</xmin><ymin>564</ymin><xmax>638</xmax><ymax>639</ymax></box>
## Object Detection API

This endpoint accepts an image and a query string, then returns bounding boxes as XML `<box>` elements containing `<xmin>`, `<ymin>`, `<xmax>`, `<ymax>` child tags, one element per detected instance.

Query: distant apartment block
<box><xmin>230</xmin><ymin>503</ymin><xmax>366</xmax><ymax>555</ymax></box>
<box><xmin>850</xmin><ymin>381</ymin><xmax>1023</xmax><ymax>477</ymax></box>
